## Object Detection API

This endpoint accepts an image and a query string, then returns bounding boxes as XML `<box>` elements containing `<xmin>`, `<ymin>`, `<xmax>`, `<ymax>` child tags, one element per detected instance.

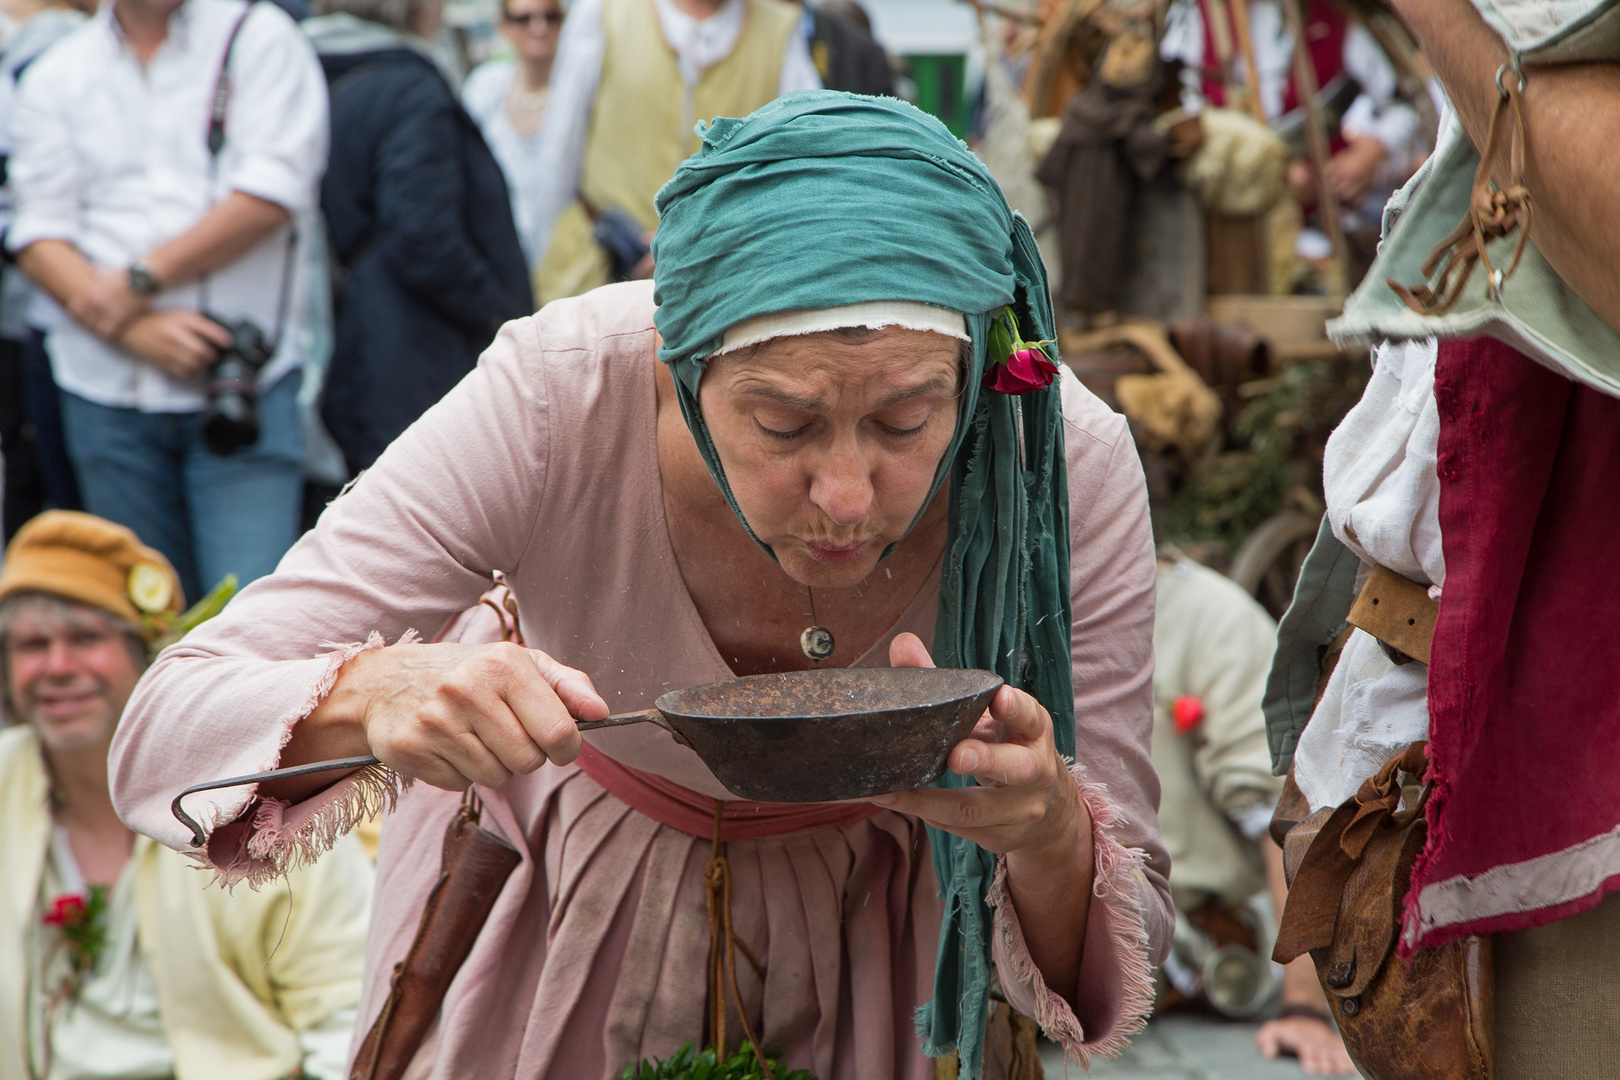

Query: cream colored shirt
<box><xmin>0</xmin><ymin>727</ymin><xmax>371</xmax><ymax>1080</ymax></box>
<box><xmin>1151</xmin><ymin>558</ymin><xmax>1283</xmax><ymax>909</ymax></box>
<box><xmin>1295</xmin><ymin>337</ymin><xmax>1440</xmax><ymax>811</ymax></box>
<box><xmin>28</xmin><ymin>827</ymin><xmax>360</xmax><ymax>1079</ymax></box>
<box><xmin>29</xmin><ymin>829</ymin><xmax>172</xmax><ymax>1080</ymax></box>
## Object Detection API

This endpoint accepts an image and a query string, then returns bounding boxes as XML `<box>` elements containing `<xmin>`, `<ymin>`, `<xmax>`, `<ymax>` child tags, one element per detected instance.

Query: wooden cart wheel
<box><xmin>1229</xmin><ymin>509</ymin><xmax>1320</xmax><ymax>620</ymax></box>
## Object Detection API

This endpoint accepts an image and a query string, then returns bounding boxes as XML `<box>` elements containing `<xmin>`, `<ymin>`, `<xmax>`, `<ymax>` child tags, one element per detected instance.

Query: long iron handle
<box><xmin>169</xmin><ymin>708</ymin><xmax>667</xmax><ymax>847</ymax></box>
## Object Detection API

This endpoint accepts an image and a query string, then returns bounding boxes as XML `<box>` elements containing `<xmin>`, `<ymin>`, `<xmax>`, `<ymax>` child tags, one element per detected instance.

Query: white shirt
<box><xmin>528</xmin><ymin>0</ymin><xmax>820</xmax><ymax>264</ymax></box>
<box><xmin>29</xmin><ymin>828</ymin><xmax>174</xmax><ymax>1080</ymax></box>
<box><xmin>462</xmin><ymin>58</ymin><xmax>547</xmax><ymax>268</ymax></box>
<box><xmin>1160</xmin><ymin>0</ymin><xmax>1418</xmax><ymax>155</ymax></box>
<box><xmin>1293</xmin><ymin>337</ymin><xmax>1442</xmax><ymax>811</ymax></box>
<box><xmin>8</xmin><ymin>0</ymin><xmax>329</xmax><ymax>412</ymax></box>
<box><xmin>0</xmin><ymin>8</ymin><xmax>91</xmax><ymax>340</ymax></box>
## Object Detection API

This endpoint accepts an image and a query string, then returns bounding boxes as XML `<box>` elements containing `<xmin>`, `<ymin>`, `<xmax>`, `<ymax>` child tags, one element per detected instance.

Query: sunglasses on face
<box><xmin>503</xmin><ymin>10</ymin><xmax>563</xmax><ymax>27</ymax></box>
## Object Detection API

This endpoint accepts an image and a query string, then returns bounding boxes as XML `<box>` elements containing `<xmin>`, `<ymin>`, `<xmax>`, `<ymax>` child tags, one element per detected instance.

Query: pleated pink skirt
<box><xmin>362</xmin><ymin>763</ymin><xmax>943</xmax><ymax>1080</ymax></box>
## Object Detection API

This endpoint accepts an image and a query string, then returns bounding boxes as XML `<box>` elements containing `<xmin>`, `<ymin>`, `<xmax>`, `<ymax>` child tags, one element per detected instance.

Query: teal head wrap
<box><xmin>652</xmin><ymin>91</ymin><xmax>1074</xmax><ymax>1077</ymax></box>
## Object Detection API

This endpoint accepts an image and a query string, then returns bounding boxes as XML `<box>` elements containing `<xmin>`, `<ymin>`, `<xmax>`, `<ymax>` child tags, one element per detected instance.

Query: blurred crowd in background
<box><xmin>0</xmin><ymin>0</ymin><xmax>1451</xmax><ymax>1074</ymax></box>
<box><xmin>0</xmin><ymin>0</ymin><xmax>1441</xmax><ymax>586</ymax></box>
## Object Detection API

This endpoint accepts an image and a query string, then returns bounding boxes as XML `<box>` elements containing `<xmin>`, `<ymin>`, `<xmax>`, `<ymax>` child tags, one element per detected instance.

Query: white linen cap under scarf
<box><xmin>713</xmin><ymin>301</ymin><xmax>969</xmax><ymax>356</ymax></box>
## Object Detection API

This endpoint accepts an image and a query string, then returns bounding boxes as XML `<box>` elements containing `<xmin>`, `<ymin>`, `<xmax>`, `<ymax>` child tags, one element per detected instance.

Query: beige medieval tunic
<box><xmin>536</xmin><ymin>0</ymin><xmax>804</xmax><ymax>301</ymax></box>
<box><xmin>1</xmin><ymin>728</ymin><xmax>371</xmax><ymax>1080</ymax></box>
<box><xmin>1149</xmin><ymin>557</ymin><xmax>1282</xmax><ymax>913</ymax></box>
<box><xmin>109</xmin><ymin>282</ymin><xmax>1172</xmax><ymax>1078</ymax></box>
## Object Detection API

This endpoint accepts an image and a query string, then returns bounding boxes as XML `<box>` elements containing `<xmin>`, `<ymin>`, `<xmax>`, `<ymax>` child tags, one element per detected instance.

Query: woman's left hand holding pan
<box><xmin>875</xmin><ymin>632</ymin><xmax>1096</xmax><ymax>996</ymax></box>
<box><xmin>872</xmin><ymin>632</ymin><xmax>1089</xmax><ymax>864</ymax></box>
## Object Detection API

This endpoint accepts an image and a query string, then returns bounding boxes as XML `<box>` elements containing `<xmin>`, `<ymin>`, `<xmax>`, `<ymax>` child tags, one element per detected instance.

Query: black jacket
<box><xmin>810</xmin><ymin>10</ymin><xmax>894</xmax><ymax>97</ymax></box>
<box><xmin>318</xmin><ymin>48</ymin><xmax>533</xmax><ymax>475</ymax></box>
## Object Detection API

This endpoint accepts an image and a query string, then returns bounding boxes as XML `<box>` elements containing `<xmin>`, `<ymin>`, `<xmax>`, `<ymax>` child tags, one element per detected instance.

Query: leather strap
<box><xmin>1390</xmin><ymin>63</ymin><xmax>1531</xmax><ymax>315</ymax></box>
<box><xmin>1346</xmin><ymin>564</ymin><xmax>1438</xmax><ymax>666</ymax></box>
<box><xmin>1274</xmin><ymin>743</ymin><xmax>1429</xmax><ymax>966</ymax></box>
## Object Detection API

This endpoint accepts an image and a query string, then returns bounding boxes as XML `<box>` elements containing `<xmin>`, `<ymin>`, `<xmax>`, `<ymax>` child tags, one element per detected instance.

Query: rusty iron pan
<box><xmin>172</xmin><ymin>667</ymin><xmax>1003</xmax><ymax>845</ymax></box>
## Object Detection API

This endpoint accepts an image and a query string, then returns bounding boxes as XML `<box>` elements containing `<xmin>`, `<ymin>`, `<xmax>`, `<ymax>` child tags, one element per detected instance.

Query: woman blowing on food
<box><xmin>107</xmin><ymin>93</ymin><xmax>1171</xmax><ymax>1079</ymax></box>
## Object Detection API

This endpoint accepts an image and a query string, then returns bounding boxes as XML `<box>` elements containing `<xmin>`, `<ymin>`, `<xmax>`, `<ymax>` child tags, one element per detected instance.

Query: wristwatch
<box><xmin>127</xmin><ymin>261</ymin><xmax>162</xmax><ymax>296</ymax></box>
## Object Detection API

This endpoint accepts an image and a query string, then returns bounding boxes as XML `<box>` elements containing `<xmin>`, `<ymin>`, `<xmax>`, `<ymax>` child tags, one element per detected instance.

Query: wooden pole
<box><xmin>1279</xmin><ymin>0</ymin><xmax>1349</xmax><ymax>295</ymax></box>
<box><xmin>1226</xmin><ymin>0</ymin><xmax>1270</xmax><ymax>126</ymax></box>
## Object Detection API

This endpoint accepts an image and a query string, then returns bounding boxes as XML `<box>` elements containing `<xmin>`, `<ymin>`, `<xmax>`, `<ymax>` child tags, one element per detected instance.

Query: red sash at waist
<box><xmin>575</xmin><ymin>742</ymin><xmax>881</xmax><ymax>841</ymax></box>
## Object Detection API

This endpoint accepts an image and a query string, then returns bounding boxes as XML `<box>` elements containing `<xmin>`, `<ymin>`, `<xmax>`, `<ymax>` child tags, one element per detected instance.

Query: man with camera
<box><xmin>7</xmin><ymin>0</ymin><xmax>328</xmax><ymax>603</ymax></box>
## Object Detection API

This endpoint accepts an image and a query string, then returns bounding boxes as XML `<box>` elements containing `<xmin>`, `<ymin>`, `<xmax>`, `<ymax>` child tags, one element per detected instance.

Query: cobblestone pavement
<box><xmin>1041</xmin><ymin>1015</ymin><xmax>1365</xmax><ymax>1080</ymax></box>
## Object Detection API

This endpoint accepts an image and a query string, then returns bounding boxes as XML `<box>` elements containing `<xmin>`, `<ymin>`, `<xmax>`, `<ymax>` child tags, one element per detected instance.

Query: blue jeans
<box><xmin>60</xmin><ymin>372</ymin><xmax>304</xmax><ymax>605</ymax></box>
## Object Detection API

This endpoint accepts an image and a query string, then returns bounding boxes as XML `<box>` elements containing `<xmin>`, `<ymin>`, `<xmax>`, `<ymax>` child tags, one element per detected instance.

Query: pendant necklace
<box><xmin>800</xmin><ymin>586</ymin><xmax>835</xmax><ymax>662</ymax></box>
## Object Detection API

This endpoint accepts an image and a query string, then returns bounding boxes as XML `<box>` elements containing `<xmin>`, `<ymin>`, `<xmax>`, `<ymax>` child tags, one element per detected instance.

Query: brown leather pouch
<box><xmin>351</xmin><ymin>792</ymin><xmax>522</xmax><ymax>1080</ymax></box>
<box><xmin>1275</xmin><ymin>744</ymin><xmax>1493</xmax><ymax>1080</ymax></box>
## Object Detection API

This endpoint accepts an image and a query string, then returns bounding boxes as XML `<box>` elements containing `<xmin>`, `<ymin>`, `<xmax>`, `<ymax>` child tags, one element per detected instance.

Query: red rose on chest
<box><xmin>43</xmin><ymin>893</ymin><xmax>87</xmax><ymax>927</ymax></box>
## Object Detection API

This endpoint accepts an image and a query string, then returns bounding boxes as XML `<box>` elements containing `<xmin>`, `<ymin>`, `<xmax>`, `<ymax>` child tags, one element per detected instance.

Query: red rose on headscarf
<box><xmin>44</xmin><ymin>894</ymin><xmax>87</xmax><ymax>927</ymax></box>
<box><xmin>983</xmin><ymin>346</ymin><xmax>1059</xmax><ymax>395</ymax></box>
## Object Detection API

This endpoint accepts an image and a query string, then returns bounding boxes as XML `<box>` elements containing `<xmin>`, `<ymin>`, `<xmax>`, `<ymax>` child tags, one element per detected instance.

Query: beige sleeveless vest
<box><xmin>537</xmin><ymin>0</ymin><xmax>800</xmax><ymax>303</ymax></box>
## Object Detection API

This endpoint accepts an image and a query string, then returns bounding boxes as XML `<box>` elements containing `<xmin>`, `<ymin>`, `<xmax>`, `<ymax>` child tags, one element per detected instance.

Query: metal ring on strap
<box><xmin>1495</xmin><ymin>58</ymin><xmax>1525</xmax><ymax>99</ymax></box>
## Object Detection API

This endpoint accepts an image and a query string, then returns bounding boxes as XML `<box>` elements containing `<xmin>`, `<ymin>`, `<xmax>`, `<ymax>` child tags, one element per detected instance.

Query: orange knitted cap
<box><xmin>0</xmin><ymin>511</ymin><xmax>184</xmax><ymax>635</ymax></box>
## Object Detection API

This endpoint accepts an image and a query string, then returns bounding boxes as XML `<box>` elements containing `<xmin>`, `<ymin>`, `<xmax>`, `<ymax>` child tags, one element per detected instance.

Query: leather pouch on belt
<box><xmin>1274</xmin><ymin>743</ymin><xmax>1494</xmax><ymax>1080</ymax></box>
<box><xmin>351</xmin><ymin>792</ymin><xmax>522</xmax><ymax>1080</ymax></box>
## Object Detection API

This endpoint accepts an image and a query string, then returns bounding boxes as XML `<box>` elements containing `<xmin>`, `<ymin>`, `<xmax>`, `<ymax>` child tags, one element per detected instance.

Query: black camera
<box><xmin>200</xmin><ymin>315</ymin><xmax>274</xmax><ymax>456</ymax></box>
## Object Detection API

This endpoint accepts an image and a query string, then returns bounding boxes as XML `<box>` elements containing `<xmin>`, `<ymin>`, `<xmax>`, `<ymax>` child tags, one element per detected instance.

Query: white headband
<box><xmin>714</xmin><ymin>301</ymin><xmax>969</xmax><ymax>357</ymax></box>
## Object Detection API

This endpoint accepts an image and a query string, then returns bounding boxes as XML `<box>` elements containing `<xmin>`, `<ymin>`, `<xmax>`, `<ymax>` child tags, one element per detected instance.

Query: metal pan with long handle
<box><xmin>172</xmin><ymin>666</ymin><xmax>1003</xmax><ymax>845</ymax></box>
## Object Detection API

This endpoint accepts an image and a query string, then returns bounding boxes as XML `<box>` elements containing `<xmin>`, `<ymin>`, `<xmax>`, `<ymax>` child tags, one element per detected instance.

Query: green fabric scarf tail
<box><xmin>918</xmin><ymin>225</ymin><xmax>1075</xmax><ymax>1069</ymax></box>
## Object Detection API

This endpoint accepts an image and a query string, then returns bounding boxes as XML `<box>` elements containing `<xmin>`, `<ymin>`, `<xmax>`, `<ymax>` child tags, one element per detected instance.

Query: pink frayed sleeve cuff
<box><xmin>202</xmin><ymin>631</ymin><xmax>408</xmax><ymax>887</ymax></box>
<box><xmin>988</xmin><ymin>763</ymin><xmax>1156</xmax><ymax>1068</ymax></box>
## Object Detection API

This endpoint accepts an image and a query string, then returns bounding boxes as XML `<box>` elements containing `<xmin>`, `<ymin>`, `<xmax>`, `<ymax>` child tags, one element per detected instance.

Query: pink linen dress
<box><xmin>109</xmin><ymin>282</ymin><xmax>1171</xmax><ymax>1079</ymax></box>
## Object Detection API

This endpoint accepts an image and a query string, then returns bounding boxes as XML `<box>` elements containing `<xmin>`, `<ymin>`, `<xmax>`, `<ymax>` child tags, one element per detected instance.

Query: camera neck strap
<box><xmin>197</xmin><ymin>0</ymin><xmax>295</xmax><ymax>350</ymax></box>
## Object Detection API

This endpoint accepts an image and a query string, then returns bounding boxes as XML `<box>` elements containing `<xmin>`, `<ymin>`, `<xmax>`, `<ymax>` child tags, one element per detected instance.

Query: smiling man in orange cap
<box><xmin>0</xmin><ymin>510</ymin><xmax>373</xmax><ymax>1080</ymax></box>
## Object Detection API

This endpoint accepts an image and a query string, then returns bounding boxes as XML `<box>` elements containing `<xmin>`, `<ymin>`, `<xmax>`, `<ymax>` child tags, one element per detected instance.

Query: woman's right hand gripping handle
<box><xmin>262</xmin><ymin>641</ymin><xmax>611</xmax><ymax>802</ymax></box>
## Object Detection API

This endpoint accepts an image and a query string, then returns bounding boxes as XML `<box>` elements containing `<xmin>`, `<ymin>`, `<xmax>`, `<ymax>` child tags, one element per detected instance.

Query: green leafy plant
<box><xmin>145</xmin><ymin>573</ymin><xmax>239</xmax><ymax>654</ymax></box>
<box><xmin>620</xmin><ymin>1042</ymin><xmax>816</xmax><ymax>1080</ymax></box>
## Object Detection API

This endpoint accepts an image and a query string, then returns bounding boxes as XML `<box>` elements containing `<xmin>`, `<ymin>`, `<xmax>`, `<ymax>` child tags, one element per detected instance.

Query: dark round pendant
<box><xmin>800</xmin><ymin>625</ymin><xmax>835</xmax><ymax>661</ymax></box>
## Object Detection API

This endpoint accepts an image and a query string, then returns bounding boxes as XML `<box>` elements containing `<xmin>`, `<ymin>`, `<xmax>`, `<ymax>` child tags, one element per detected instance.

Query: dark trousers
<box><xmin>1</xmin><ymin>330</ymin><xmax>82</xmax><ymax>540</ymax></box>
